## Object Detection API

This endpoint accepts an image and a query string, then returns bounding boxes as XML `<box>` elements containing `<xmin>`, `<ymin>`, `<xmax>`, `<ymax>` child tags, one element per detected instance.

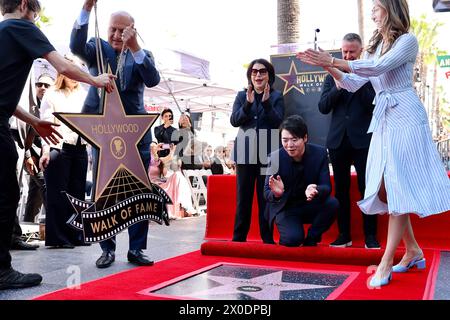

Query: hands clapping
<box><xmin>296</xmin><ymin>48</ymin><xmax>333</xmax><ymax>68</ymax></box>
<box><xmin>246</xmin><ymin>84</ymin><xmax>255</xmax><ymax>103</ymax></box>
<box><xmin>305</xmin><ymin>184</ymin><xmax>319</xmax><ymax>201</ymax></box>
<box><xmin>269</xmin><ymin>175</ymin><xmax>284</xmax><ymax>198</ymax></box>
<box><xmin>246</xmin><ymin>83</ymin><xmax>271</xmax><ymax>103</ymax></box>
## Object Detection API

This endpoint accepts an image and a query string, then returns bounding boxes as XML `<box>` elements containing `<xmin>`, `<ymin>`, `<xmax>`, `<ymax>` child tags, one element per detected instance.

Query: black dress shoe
<box><xmin>96</xmin><ymin>251</ymin><xmax>115</xmax><ymax>269</ymax></box>
<box><xmin>0</xmin><ymin>268</ymin><xmax>42</xmax><ymax>290</ymax></box>
<box><xmin>365</xmin><ymin>235</ymin><xmax>381</xmax><ymax>249</ymax></box>
<box><xmin>127</xmin><ymin>250</ymin><xmax>154</xmax><ymax>266</ymax></box>
<box><xmin>11</xmin><ymin>240</ymin><xmax>39</xmax><ymax>251</ymax></box>
<box><xmin>329</xmin><ymin>234</ymin><xmax>352</xmax><ymax>248</ymax></box>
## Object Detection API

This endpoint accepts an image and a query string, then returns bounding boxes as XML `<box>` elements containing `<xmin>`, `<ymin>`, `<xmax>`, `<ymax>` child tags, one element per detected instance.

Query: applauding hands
<box><xmin>246</xmin><ymin>83</ymin><xmax>271</xmax><ymax>103</ymax></box>
<box><xmin>269</xmin><ymin>175</ymin><xmax>284</xmax><ymax>198</ymax></box>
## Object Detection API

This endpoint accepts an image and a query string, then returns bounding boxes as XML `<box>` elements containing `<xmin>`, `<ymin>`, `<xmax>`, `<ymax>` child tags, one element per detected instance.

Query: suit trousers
<box><xmin>0</xmin><ymin>124</ymin><xmax>20</xmax><ymax>270</ymax></box>
<box><xmin>11</xmin><ymin>215</ymin><xmax>23</xmax><ymax>243</ymax></box>
<box><xmin>99</xmin><ymin>142</ymin><xmax>151</xmax><ymax>252</ymax></box>
<box><xmin>329</xmin><ymin>135</ymin><xmax>377</xmax><ymax>238</ymax></box>
<box><xmin>275</xmin><ymin>197</ymin><xmax>338</xmax><ymax>247</ymax></box>
<box><xmin>23</xmin><ymin>172</ymin><xmax>45</xmax><ymax>223</ymax></box>
<box><xmin>232</xmin><ymin>164</ymin><xmax>273</xmax><ymax>244</ymax></box>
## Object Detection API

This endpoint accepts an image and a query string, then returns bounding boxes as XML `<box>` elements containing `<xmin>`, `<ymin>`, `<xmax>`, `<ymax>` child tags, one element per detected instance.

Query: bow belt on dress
<box><xmin>368</xmin><ymin>87</ymin><xmax>412</xmax><ymax>133</ymax></box>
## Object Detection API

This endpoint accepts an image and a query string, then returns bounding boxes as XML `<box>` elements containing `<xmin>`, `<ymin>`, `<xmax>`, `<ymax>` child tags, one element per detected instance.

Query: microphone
<box><xmin>314</xmin><ymin>28</ymin><xmax>320</xmax><ymax>50</ymax></box>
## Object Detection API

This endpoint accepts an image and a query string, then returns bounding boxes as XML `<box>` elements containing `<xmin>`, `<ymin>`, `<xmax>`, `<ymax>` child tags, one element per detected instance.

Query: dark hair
<box><xmin>246</xmin><ymin>58</ymin><xmax>276</xmax><ymax>87</ymax></box>
<box><xmin>279</xmin><ymin>115</ymin><xmax>308</xmax><ymax>139</ymax></box>
<box><xmin>161</xmin><ymin>108</ymin><xmax>173</xmax><ymax>117</ymax></box>
<box><xmin>0</xmin><ymin>0</ymin><xmax>40</xmax><ymax>15</ymax></box>
<box><xmin>343</xmin><ymin>33</ymin><xmax>362</xmax><ymax>45</ymax></box>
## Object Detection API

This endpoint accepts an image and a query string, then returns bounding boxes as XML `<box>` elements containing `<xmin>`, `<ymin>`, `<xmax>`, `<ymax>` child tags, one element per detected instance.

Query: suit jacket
<box><xmin>230</xmin><ymin>90</ymin><xmax>284</xmax><ymax>165</ymax></box>
<box><xmin>70</xmin><ymin>24</ymin><xmax>160</xmax><ymax>144</ymax></box>
<box><xmin>264</xmin><ymin>144</ymin><xmax>332</xmax><ymax>224</ymax></box>
<box><xmin>318</xmin><ymin>74</ymin><xmax>375</xmax><ymax>149</ymax></box>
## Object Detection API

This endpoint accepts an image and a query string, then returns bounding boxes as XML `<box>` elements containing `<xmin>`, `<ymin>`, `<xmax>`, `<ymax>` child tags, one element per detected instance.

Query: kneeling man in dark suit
<box><xmin>264</xmin><ymin>115</ymin><xmax>338</xmax><ymax>247</ymax></box>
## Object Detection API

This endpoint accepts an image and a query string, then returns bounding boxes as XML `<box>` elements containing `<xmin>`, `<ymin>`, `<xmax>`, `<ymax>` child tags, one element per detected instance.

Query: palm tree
<box><xmin>277</xmin><ymin>0</ymin><xmax>300</xmax><ymax>45</ymax></box>
<box><xmin>411</xmin><ymin>15</ymin><xmax>443</xmax><ymax>138</ymax></box>
<box><xmin>36</xmin><ymin>6</ymin><xmax>51</xmax><ymax>29</ymax></box>
<box><xmin>357</xmin><ymin>0</ymin><xmax>365</xmax><ymax>44</ymax></box>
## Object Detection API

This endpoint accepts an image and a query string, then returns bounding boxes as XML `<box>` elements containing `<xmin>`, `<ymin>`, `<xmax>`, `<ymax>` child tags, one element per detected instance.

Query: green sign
<box><xmin>437</xmin><ymin>55</ymin><xmax>450</xmax><ymax>68</ymax></box>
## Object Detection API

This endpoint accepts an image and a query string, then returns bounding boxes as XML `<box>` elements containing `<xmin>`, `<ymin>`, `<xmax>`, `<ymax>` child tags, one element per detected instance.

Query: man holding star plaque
<box><xmin>70</xmin><ymin>0</ymin><xmax>161</xmax><ymax>269</ymax></box>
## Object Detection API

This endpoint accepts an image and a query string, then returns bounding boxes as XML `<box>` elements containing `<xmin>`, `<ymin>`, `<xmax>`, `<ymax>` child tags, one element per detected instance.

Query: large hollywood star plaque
<box><xmin>54</xmin><ymin>75</ymin><xmax>171</xmax><ymax>243</ymax></box>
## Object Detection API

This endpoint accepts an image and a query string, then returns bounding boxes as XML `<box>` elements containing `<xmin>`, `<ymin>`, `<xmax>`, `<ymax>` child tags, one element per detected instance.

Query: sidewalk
<box><xmin>0</xmin><ymin>215</ymin><xmax>206</xmax><ymax>300</ymax></box>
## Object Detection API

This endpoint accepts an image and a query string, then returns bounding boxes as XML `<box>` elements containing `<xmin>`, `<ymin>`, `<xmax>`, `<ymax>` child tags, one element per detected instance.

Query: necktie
<box><xmin>116</xmin><ymin>50</ymin><xmax>127</xmax><ymax>91</ymax></box>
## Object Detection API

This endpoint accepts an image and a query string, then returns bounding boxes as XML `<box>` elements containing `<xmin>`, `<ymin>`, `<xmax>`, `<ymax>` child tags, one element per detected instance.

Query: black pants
<box><xmin>329</xmin><ymin>135</ymin><xmax>377</xmax><ymax>239</ymax></box>
<box><xmin>44</xmin><ymin>144</ymin><xmax>87</xmax><ymax>247</ymax></box>
<box><xmin>11</xmin><ymin>215</ymin><xmax>22</xmax><ymax>244</ymax></box>
<box><xmin>275</xmin><ymin>197</ymin><xmax>338</xmax><ymax>247</ymax></box>
<box><xmin>232</xmin><ymin>164</ymin><xmax>273</xmax><ymax>244</ymax></box>
<box><xmin>0</xmin><ymin>124</ymin><xmax>20</xmax><ymax>270</ymax></box>
<box><xmin>23</xmin><ymin>171</ymin><xmax>45</xmax><ymax>223</ymax></box>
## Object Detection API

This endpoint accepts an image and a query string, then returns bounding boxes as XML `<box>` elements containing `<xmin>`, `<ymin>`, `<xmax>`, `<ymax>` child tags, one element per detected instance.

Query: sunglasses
<box><xmin>36</xmin><ymin>83</ymin><xmax>50</xmax><ymax>89</ymax></box>
<box><xmin>251</xmin><ymin>68</ymin><xmax>268</xmax><ymax>76</ymax></box>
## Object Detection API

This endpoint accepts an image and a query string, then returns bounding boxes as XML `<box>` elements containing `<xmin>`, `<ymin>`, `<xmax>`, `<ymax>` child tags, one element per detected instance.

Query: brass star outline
<box><xmin>276</xmin><ymin>61</ymin><xmax>305</xmax><ymax>95</ymax></box>
<box><xmin>54</xmin><ymin>70</ymin><xmax>157</xmax><ymax>201</ymax></box>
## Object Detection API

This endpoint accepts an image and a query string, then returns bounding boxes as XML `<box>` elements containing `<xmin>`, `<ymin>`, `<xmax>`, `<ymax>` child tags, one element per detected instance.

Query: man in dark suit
<box><xmin>154</xmin><ymin>108</ymin><xmax>178</xmax><ymax>157</ymax></box>
<box><xmin>318</xmin><ymin>33</ymin><xmax>379</xmax><ymax>249</ymax></box>
<box><xmin>10</xmin><ymin>73</ymin><xmax>54</xmax><ymax>251</ymax></box>
<box><xmin>22</xmin><ymin>73</ymin><xmax>53</xmax><ymax>223</ymax></box>
<box><xmin>70</xmin><ymin>0</ymin><xmax>160</xmax><ymax>268</ymax></box>
<box><xmin>264</xmin><ymin>115</ymin><xmax>338</xmax><ymax>247</ymax></box>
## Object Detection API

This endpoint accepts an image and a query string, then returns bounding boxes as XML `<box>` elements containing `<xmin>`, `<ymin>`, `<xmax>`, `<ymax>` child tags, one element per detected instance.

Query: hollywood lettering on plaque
<box><xmin>54</xmin><ymin>70</ymin><xmax>171</xmax><ymax>243</ymax></box>
<box><xmin>271</xmin><ymin>50</ymin><xmax>341</xmax><ymax>147</ymax></box>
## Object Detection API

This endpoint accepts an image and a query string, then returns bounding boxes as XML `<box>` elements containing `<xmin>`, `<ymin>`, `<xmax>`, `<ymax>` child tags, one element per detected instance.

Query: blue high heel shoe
<box><xmin>392</xmin><ymin>255</ymin><xmax>426</xmax><ymax>273</ymax></box>
<box><xmin>369</xmin><ymin>272</ymin><xmax>392</xmax><ymax>287</ymax></box>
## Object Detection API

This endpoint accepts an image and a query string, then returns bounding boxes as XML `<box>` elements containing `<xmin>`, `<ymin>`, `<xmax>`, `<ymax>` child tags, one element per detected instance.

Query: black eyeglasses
<box><xmin>36</xmin><ymin>83</ymin><xmax>50</xmax><ymax>89</ymax></box>
<box><xmin>251</xmin><ymin>68</ymin><xmax>268</xmax><ymax>76</ymax></box>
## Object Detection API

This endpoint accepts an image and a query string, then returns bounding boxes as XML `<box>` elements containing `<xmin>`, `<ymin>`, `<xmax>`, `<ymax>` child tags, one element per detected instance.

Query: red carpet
<box><xmin>35</xmin><ymin>248</ymin><xmax>438</xmax><ymax>300</ymax></box>
<box><xmin>34</xmin><ymin>173</ymin><xmax>449</xmax><ymax>300</ymax></box>
<box><xmin>206</xmin><ymin>174</ymin><xmax>450</xmax><ymax>249</ymax></box>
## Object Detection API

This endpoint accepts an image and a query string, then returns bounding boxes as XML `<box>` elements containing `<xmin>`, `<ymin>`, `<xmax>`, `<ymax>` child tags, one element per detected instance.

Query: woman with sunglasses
<box><xmin>230</xmin><ymin>58</ymin><xmax>285</xmax><ymax>244</ymax></box>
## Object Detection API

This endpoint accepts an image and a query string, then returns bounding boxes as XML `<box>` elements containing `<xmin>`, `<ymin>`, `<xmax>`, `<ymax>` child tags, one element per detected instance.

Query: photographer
<box><xmin>154</xmin><ymin>108</ymin><xmax>178</xmax><ymax>157</ymax></box>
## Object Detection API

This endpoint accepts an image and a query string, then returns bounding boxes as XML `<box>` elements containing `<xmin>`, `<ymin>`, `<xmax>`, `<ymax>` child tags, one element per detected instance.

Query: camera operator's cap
<box><xmin>36</xmin><ymin>74</ymin><xmax>54</xmax><ymax>86</ymax></box>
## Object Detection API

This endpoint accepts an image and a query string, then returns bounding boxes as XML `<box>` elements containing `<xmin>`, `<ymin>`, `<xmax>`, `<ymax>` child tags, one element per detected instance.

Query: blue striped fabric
<box><xmin>337</xmin><ymin>33</ymin><xmax>450</xmax><ymax>217</ymax></box>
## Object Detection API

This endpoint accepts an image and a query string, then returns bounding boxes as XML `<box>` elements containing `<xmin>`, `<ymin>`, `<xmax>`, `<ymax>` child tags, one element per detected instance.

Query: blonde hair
<box><xmin>53</xmin><ymin>74</ymin><xmax>79</xmax><ymax>91</ymax></box>
<box><xmin>53</xmin><ymin>55</ymin><xmax>82</xmax><ymax>91</ymax></box>
<box><xmin>367</xmin><ymin>0</ymin><xmax>410</xmax><ymax>55</ymax></box>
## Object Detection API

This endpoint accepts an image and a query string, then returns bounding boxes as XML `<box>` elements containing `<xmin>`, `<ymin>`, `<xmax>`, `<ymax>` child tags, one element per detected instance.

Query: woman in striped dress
<box><xmin>297</xmin><ymin>0</ymin><xmax>450</xmax><ymax>287</ymax></box>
